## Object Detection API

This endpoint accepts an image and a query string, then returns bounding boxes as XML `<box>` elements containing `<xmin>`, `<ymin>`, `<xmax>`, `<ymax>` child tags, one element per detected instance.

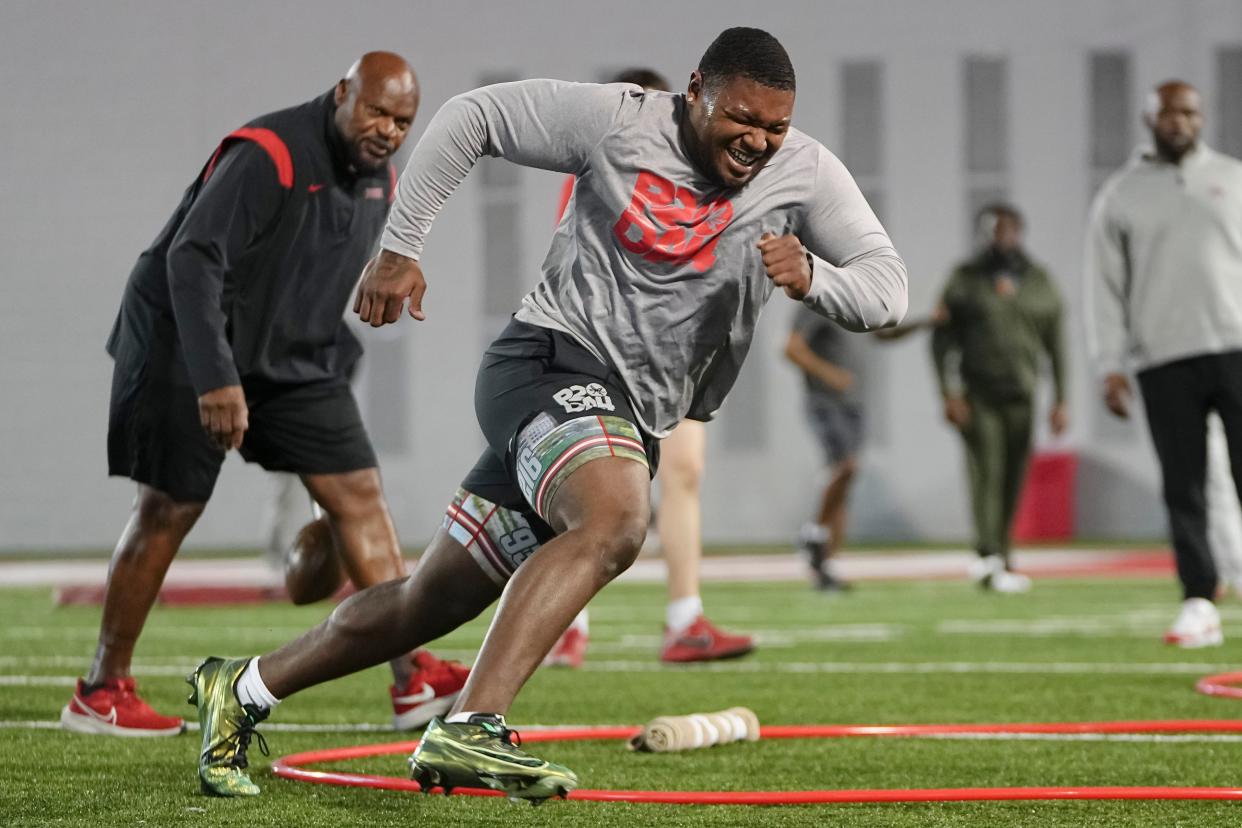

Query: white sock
<box><xmin>569</xmin><ymin>608</ymin><xmax>589</xmax><ymax>635</ymax></box>
<box><xmin>234</xmin><ymin>657</ymin><xmax>281</xmax><ymax>711</ymax></box>
<box><xmin>800</xmin><ymin>522</ymin><xmax>830</xmax><ymax>545</ymax></box>
<box><xmin>666</xmin><ymin>595</ymin><xmax>703</xmax><ymax>634</ymax></box>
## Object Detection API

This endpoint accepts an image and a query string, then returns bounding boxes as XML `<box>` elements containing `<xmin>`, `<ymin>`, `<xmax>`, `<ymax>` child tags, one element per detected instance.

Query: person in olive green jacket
<box><xmin>932</xmin><ymin>203</ymin><xmax>1068</xmax><ymax>593</ymax></box>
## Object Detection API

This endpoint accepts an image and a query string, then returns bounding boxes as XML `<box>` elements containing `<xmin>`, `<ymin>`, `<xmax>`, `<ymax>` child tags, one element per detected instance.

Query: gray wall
<box><xmin>2</xmin><ymin>0</ymin><xmax>1240</xmax><ymax>550</ymax></box>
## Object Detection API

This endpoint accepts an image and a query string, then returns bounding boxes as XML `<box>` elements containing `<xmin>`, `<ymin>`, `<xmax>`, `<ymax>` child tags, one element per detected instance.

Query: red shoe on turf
<box><xmin>542</xmin><ymin>626</ymin><xmax>588</xmax><ymax>669</ymax></box>
<box><xmin>60</xmin><ymin>677</ymin><xmax>185</xmax><ymax>737</ymax></box>
<box><xmin>391</xmin><ymin>650</ymin><xmax>471</xmax><ymax>730</ymax></box>
<box><xmin>660</xmin><ymin>615</ymin><xmax>755</xmax><ymax>663</ymax></box>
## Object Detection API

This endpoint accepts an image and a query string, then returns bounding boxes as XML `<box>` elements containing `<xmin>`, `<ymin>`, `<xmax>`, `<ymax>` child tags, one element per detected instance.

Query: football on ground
<box><xmin>283</xmin><ymin>516</ymin><xmax>344</xmax><ymax>604</ymax></box>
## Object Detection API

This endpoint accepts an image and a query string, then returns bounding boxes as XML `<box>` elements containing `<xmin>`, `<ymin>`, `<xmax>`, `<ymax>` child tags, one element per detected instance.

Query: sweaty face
<box><xmin>684</xmin><ymin>73</ymin><xmax>794</xmax><ymax>188</ymax></box>
<box><xmin>1148</xmin><ymin>86</ymin><xmax>1202</xmax><ymax>160</ymax></box>
<box><xmin>334</xmin><ymin>76</ymin><xmax>419</xmax><ymax>171</ymax></box>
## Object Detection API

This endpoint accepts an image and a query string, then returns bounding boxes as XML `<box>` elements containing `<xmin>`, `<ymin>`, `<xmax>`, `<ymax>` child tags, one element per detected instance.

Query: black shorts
<box><xmin>461</xmin><ymin>318</ymin><xmax>659</xmax><ymax>524</ymax></box>
<box><xmin>107</xmin><ymin>364</ymin><xmax>377</xmax><ymax>503</ymax></box>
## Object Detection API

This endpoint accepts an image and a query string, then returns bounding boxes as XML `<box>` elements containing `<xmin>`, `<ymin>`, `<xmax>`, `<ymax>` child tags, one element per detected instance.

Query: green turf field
<box><xmin>2</xmin><ymin>576</ymin><xmax>1240</xmax><ymax>826</ymax></box>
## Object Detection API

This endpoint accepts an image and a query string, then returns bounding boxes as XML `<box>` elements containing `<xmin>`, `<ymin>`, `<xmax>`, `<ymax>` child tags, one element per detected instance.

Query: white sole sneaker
<box><xmin>1163</xmin><ymin>627</ymin><xmax>1224</xmax><ymax>648</ymax></box>
<box><xmin>59</xmin><ymin>704</ymin><xmax>185</xmax><ymax>737</ymax></box>
<box><xmin>392</xmin><ymin>692</ymin><xmax>458</xmax><ymax>731</ymax></box>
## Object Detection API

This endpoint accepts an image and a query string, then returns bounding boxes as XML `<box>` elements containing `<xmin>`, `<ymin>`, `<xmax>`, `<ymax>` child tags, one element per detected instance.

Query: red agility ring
<box><xmin>1196</xmin><ymin>671</ymin><xmax>1242</xmax><ymax>700</ymax></box>
<box><xmin>271</xmin><ymin>721</ymin><xmax>1242</xmax><ymax>805</ymax></box>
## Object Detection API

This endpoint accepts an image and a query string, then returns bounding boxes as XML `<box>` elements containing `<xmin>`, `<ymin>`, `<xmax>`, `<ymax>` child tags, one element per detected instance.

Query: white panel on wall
<box><xmin>4</xmin><ymin>0</ymin><xmax>1241</xmax><ymax>550</ymax></box>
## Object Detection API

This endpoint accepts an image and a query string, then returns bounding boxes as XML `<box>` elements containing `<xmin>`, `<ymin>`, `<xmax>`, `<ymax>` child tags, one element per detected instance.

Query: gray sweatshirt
<box><xmin>382</xmin><ymin>80</ymin><xmax>907</xmax><ymax>437</ymax></box>
<box><xmin>1085</xmin><ymin>144</ymin><xmax>1242</xmax><ymax>376</ymax></box>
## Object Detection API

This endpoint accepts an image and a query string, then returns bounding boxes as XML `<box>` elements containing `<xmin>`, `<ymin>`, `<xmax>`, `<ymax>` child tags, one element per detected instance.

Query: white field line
<box><xmin>0</xmin><ymin>548</ymin><xmax>1172</xmax><ymax>588</ymax></box>
<box><xmin>3</xmin><ymin>719</ymin><xmax>1242</xmax><ymax>743</ymax></box>
<box><xmin>1</xmin><ymin>660</ymin><xmax>1235</xmax><ymax>685</ymax></box>
<box><xmin>922</xmin><ymin>732</ymin><xmax>1242</xmax><ymax>743</ymax></box>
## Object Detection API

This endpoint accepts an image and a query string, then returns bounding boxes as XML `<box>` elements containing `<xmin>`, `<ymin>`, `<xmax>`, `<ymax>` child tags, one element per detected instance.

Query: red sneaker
<box><xmin>391</xmin><ymin>650</ymin><xmax>471</xmax><ymax>730</ymax></box>
<box><xmin>660</xmin><ymin>615</ymin><xmax>755</xmax><ymax>663</ymax></box>
<box><xmin>542</xmin><ymin>626</ymin><xmax>588</xmax><ymax>669</ymax></box>
<box><xmin>60</xmin><ymin>677</ymin><xmax>185</xmax><ymax>737</ymax></box>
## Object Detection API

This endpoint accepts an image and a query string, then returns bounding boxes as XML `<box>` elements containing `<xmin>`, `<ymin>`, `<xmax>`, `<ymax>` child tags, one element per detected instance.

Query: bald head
<box><xmin>333</xmin><ymin>51</ymin><xmax>420</xmax><ymax>171</ymax></box>
<box><xmin>1144</xmin><ymin>80</ymin><xmax>1202</xmax><ymax>164</ymax></box>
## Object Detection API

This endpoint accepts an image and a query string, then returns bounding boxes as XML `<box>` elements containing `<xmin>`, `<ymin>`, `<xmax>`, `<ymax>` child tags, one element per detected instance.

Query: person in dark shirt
<box><xmin>785</xmin><ymin>306</ymin><xmax>939</xmax><ymax>591</ymax></box>
<box><xmin>785</xmin><ymin>306</ymin><xmax>867</xmax><ymax>591</ymax></box>
<box><xmin>62</xmin><ymin>52</ymin><xmax>467</xmax><ymax>738</ymax></box>
<box><xmin>932</xmin><ymin>203</ymin><xmax>1068</xmax><ymax>593</ymax></box>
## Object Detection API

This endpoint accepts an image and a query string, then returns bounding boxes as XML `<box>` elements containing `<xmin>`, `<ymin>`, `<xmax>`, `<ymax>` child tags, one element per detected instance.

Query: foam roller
<box><xmin>627</xmin><ymin>707</ymin><xmax>760</xmax><ymax>752</ymax></box>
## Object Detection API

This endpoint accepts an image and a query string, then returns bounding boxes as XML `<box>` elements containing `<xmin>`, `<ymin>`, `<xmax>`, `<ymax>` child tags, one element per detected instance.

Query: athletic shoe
<box><xmin>660</xmin><ymin>615</ymin><xmax>755</xmax><ymax>663</ymax></box>
<box><xmin>970</xmin><ymin>555</ymin><xmax>1032</xmax><ymax>594</ymax></box>
<box><xmin>409</xmin><ymin>715</ymin><xmax>577</xmax><ymax>802</ymax></box>
<box><xmin>814</xmin><ymin>569</ymin><xmax>854</xmax><ymax>593</ymax></box>
<box><xmin>1163</xmin><ymin>598</ymin><xmax>1224</xmax><ymax>648</ymax></box>
<box><xmin>392</xmin><ymin>650</ymin><xmax>471</xmax><ymax>730</ymax></box>
<box><xmin>542</xmin><ymin>626</ymin><xmax>588</xmax><ymax>669</ymax></box>
<box><xmin>60</xmin><ymin>677</ymin><xmax>185</xmax><ymax>737</ymax></box>
<box><xmin>187</xmin><ymin>657</ymin><xmax>269</xmax><ymax>797</ymax></box>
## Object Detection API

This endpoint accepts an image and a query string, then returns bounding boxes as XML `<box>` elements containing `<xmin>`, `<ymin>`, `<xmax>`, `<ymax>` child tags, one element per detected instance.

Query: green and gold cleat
<box><xmin>409</xmin><ymin>716</ymin><xmax>577</xmax><ymax>804</ymax></box>
<box><xmin>186</xmin><ymin>657</ymin><xmax>269</xmax><ymax>797</ymax></box>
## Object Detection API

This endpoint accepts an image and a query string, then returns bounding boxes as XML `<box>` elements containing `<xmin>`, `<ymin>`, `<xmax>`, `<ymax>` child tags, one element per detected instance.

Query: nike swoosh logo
<box><xmin>393</xmin><ymin>684</ymin><xmax>437</xmax><ymax>705</ymax></box>
<box><xmin>74</xmin><ymin>698</ymin><xmax>117</xmax><ymax>725</ymax></box>
<box><xmin>308</xmin><ymin>184</ymin><xmax>325</xmax><ymax>193</ymax></box>
<box><xmin>675</xmin><ymin>636</ymin><xmax>715</xmax><ymax>649</ymax></box>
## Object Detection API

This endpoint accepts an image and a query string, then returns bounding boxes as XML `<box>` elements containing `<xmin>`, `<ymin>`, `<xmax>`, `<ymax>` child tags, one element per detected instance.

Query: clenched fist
<box><xmin>198</xmin><ymin>385</ymin><xmax>248</xmax><ymax>451</ymax></box>
<box><xmin>757</xmin><ymin>232</ymin><xmax>813</xmax><ymax>300</ymax></box>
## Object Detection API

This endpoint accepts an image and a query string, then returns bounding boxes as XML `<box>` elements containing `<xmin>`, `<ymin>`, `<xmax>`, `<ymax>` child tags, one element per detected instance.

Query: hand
<box><xmin>198</xmin><ymin>385</ymin><xmax>248</xmax><ymax>451</ymax></box>
<box><xmin>943</xmin><ymin>395</ymin><xmax>971</xmax><ymax>430</ymax></box>
<box><xmin>1049</xmin><ymin>402</ymin><xmax>1069</xmax><ymax>436</ymax></box>
<box><xmin>353</xmin><ymin>249</ymin><xmax>427</xmax><ymax>327</ymax></box>
<box><xmin>819</xmin><ymin>366</ymin><xmax>855</xmax><ymax>393</ymax></box>
<box><xmin>757</xmin><ymin>232</ymin><xmax>812</xmax><ymax>299</ymax></box>
<box><xmin>1102</xmin><ymin>373</ymin><xmax>1131</xmax><ymax>419</ymax></box>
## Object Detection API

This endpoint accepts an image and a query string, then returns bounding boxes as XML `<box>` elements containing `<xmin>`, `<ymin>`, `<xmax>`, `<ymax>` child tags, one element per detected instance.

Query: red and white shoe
<box><xmin>542</xmin><ymin>626</ymin><xmax>588</xmax><ymax>669</ymax></box>
<box><xmin>660</xmin><ymin>616</ymin><xmax>755</xmax><ymax>663</ymax></box>
<box><xmin>1163</xmin><ymin>598</ymin><xmax>1224</xmax><ymax>648</ymax></box>
<box><xmin>391</xmin><ymin>650</ymin><xmax>471</xmax><ymax>730</ymax></box>
<box><xmin>60</xmin><ymin>677</ymin><xmax>185</xmax><ymax>737</ymax></box>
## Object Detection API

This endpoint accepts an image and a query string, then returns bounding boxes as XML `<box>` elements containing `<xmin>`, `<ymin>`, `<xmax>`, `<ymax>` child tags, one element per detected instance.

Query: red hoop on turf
<box><xmin>1196</xmin><ymin>671</ymin><xmax>1242</xmax><ymax>700</ymax></box>
<box><xmin>270</xmin><ymin>721</ymin><xmax>1242</xmax><ymax>805</ymax></box>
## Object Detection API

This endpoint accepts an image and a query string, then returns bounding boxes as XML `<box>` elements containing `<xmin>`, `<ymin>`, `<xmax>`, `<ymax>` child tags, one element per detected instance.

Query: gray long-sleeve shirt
<box><xmin>382</xmin><ymin>80</ymin><xmax>907</xmax><ymax>437</ymax></box>
<box><xmin>1085</xmin><ymin>144</ymin><xmax>1242</xmax><ymax>376</ymax></box>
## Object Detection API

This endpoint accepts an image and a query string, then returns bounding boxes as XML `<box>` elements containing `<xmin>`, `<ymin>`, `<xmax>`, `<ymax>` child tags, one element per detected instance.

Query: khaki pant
<box><xmin>960</xmin><ymin>395</ymin><xmax>1033</xmax><ymax>562</ymax></box>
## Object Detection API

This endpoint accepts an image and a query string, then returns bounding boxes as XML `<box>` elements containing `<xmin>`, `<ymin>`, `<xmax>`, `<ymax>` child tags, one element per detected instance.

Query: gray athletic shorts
<box><xmin>804</xmin><ymin>394</ymin><xmax>864</xmax><ymax>466</ymax></box>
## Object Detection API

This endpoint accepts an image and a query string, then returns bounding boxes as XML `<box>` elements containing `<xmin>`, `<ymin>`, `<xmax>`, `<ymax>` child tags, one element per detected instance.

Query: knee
<box><xmin>661</xmin><ymin>453</ymin><xmax>704</xmax><ymax>494</ymax></box>
<box><xmin>581</xmin><ymin>512</ymin><xmax>649</xmax><ymax>582</ymax></box>
<box><xmin>315</xmin><ymin>470</ymin><xmax>386</xmax><ymax>523</ymax></box>
<box><xmin>134</xmin><ymin>489</ymin><xmax>204</xmax><ymax>535</ymax></box>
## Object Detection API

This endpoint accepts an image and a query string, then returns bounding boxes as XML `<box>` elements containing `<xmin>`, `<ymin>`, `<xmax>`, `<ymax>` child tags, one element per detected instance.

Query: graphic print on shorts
<box><xmin>553</xmin><ymin>383</ymin><xmax>615</xmax><ymax>414</ymax></box>
<box><xmin>612</xmin><ymin>171</ymin><xmax>734</xmax><ymax>273</ymax></box>
<box><xmin>516</xmin><ymin>414</ymin><xmax>649</xmax><ymax>518</ymax></box>
<box><xmin>443</xmin><ymin>487</ymin><xmax>542</xmax><ymax>585</ymax></box>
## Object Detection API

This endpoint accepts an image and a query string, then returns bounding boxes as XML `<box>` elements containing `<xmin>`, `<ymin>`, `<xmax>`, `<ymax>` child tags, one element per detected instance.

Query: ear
<box><xmin>334</xmin><ymin>79</ymin><xmax>349</xmax><ymax>108</ymax></box>
<box><xmin>686</xmin><ymin>70</ymin><xmax>703</xmax><ymax>104</ymax></box>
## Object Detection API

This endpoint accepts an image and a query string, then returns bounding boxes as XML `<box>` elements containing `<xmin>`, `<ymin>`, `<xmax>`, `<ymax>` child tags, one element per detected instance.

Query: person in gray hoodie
<box><xmin>1086</xmin><ymin>80</ymin><xmax>1242</xmax><ymax>648</ymax></box>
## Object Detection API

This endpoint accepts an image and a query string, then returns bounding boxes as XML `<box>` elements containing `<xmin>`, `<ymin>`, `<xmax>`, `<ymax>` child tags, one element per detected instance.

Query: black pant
<box><xmin>1137</xmin><ymin>350</ymin><xmax>1242</xmax><ymax>600</ymax></box>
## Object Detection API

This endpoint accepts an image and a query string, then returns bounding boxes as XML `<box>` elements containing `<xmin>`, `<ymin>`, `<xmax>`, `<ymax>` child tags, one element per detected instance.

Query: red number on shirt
<box><xmin>613</xmin><ymin>171</ymin><xmax>734</xmax><ymax>273</ymax></box>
